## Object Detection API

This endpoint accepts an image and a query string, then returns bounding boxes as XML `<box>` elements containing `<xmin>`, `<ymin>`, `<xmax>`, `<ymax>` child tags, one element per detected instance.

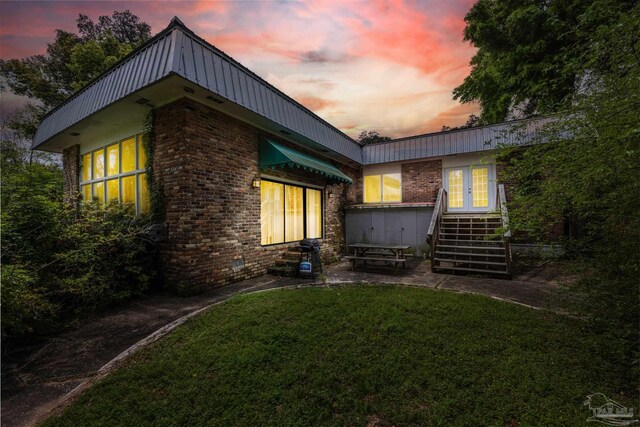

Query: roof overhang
<box><xmin>33</xmin><ymin>17</ymin><xmax>363</xmax><ymax>164</ymax></box>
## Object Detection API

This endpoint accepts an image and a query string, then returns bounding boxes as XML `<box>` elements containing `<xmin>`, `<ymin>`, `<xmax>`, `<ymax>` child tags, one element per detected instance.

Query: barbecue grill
<box><xmin>297</xmin><ymin>238</ymin><xmax>322</xmax><ymax>278</ymax></box>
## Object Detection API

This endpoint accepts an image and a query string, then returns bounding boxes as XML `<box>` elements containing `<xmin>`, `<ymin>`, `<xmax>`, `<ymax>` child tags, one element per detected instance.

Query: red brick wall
<box><xmin>153</xmin><ymin>98</ymin><xmax>357</xmax><ymax>292</ymax></box>
<box><xmin>401</xmin><ymin>159</ymin><xmax>442</xmax><ymax>203</ymax></box>
<box><xmin>62</xmin><ymin>144</ymin><xmax>80</xmax><ymax>207</ymax></box>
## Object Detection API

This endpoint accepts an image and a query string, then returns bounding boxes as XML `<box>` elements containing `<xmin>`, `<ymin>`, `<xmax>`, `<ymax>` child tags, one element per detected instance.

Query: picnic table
<box><xmin>345</xmin><ymin>243</ymin><xmax>411</xmax><ymax>272</ymax></box>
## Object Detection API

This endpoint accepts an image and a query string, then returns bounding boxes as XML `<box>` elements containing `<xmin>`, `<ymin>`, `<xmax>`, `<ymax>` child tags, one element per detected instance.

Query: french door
<box><xmin>444</xmin><ymin>166</ymin><xmax>493</xmax><ymax>212</ymax></box>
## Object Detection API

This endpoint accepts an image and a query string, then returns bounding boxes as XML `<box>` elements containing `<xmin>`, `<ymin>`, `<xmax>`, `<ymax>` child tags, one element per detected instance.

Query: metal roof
<box><xmin>362</xmin><ymin>119</ymin><xmax>545</xmax><ymax>165</ymax></box>
<box><xmin>33</xmin><ymin>17</ymin><xmax>363</xmax><ymax>163</ymax></box>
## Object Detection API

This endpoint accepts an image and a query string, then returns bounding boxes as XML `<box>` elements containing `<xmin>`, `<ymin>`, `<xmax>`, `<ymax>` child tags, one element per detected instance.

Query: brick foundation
<box><xmin>401</xmin><ymin>159</ymin><xmax>442</xmax><ymax>203</ymax></box>
<box><xmin>153</xmin><ymin>98</ymin><xmax>358</xmax><ymax>292</ymax></box>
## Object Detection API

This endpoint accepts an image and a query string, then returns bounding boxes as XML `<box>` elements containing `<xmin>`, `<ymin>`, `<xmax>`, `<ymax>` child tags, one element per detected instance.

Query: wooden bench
<box><xmin>344</xmin><ymin>256</ymin><xmax>407</xmax><ymax>269</ymax></box>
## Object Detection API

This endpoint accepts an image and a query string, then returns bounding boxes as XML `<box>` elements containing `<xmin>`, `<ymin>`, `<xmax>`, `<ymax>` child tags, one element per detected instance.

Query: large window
<box><xmin>260</xmin><ymin>180</ymin><xmax>323</xmax><ymax>245</ymax></box>
<box><xmin>364</xmin><ymin>173</ymin><xmax>401</xmax><ymax>203</ymax></box>
<box><xmin>80</xmin><ymin>133</ymin><xmax>151</xmax><ymax>215</ymax></box>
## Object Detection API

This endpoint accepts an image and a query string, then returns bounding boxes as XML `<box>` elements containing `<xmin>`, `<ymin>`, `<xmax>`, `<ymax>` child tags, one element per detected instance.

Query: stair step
<box><xmin>435</xmin><ymin>258</ymin><xmax>507</xmax><ymax>266</ymax></box>
<box><xmin>435</xmin><ymin>251</ymin><xmax>505</xmax><ymax>258</ymax></box>
<box><xmin>433</xmin><ymin>265</ymin><xmax>511</xmax><ymax>275</ymax></box>
<box><xmin>436</xmin><ymin>239</ymin><xmax>504</xmax><ymax>250</ymax></box>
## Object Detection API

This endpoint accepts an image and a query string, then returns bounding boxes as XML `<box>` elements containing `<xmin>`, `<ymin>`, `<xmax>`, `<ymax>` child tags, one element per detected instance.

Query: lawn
<box><xmin>45</xmin><ymin>286</ymin><xmax>634</xmax><ymax>426</ymax></box>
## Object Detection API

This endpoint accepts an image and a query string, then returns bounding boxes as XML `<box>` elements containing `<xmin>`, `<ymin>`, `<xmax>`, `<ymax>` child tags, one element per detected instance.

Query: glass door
<box><xmin>445</xmin><ymin>166</ymin><xmax>492</xmax><ymax>212</ymax></box>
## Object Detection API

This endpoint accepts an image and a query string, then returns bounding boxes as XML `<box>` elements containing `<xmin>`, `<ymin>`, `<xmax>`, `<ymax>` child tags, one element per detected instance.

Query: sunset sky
<box><xmin>0</xmin><ymin>0</ymin><xmax>479</xmax><ymax>139</ymax></box>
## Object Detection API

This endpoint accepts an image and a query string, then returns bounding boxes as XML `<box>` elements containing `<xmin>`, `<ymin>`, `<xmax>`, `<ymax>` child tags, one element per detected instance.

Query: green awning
<box><xmin>259</xmin><ymin>138</ymin><xmax>353</xmax><ymax>184</ymax></box>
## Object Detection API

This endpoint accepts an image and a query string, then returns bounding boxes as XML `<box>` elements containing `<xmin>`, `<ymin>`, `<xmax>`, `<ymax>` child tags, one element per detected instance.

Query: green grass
<box><xmin>45</xmin><ymin>286</ymin><xmax>635</xmax><ymax>426</ymax></box>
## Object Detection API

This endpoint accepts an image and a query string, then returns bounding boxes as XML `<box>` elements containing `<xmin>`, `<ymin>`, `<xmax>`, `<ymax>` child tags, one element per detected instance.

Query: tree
<box><xmin>0</xmin><ymin>11</ymin><xmax>151</xmax><ymax>139</ymax></box>
<box><xmin>453</xmin><ymin>0</ymin><xmax>637</xmax><ymax>123</ymax></box>
<box><xmin>358</xmin><ymin>130</ymin><xmax>391</xmax><ymax>145</ymax></box>
<box><xmin>441</xmin><ymin>113</ymin><xmax>481</xmax><ymax>132</ymax></box>
<box><xmin>491</xmin><ymin>3</ymin><xmax>639</xmax><ymax>389</ymax></box>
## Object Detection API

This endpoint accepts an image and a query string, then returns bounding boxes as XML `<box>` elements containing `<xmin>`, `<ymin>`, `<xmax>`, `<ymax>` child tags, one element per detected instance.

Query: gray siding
<box><xmin>362</xmin><ymin>119</ymin><xmax>545</xmax><ymax>165</ymax></box>
<box><xmin>33</xmin><ymin>20</ymin><xmax>363</xmax><ymax>163</ymax></box>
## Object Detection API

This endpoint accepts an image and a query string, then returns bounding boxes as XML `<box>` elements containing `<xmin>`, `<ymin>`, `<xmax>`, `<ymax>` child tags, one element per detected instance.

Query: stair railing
<box><xmin>427</xmin><ymin>188</ymin><xmax>447</xmax><ymax>272</ymax></box>
<box><xmin>496</xmin><ymin>184</ymin><xmax>512</xmax><ymax>275</ymax></box>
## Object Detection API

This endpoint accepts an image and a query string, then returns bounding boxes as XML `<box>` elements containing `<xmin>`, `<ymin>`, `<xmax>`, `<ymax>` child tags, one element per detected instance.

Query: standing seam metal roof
<box><xmin>32</xmin><ymin>17</ymin><xmax>363</xmax><ymax>163</ymax></box>
<box><xmin>33</xmin><ymin>17</ymin><xmax>544</xmax><ymax>166</ymax></box>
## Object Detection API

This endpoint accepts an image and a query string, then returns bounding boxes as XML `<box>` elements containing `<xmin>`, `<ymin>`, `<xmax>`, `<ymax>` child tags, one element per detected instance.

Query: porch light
<box><xmin>252</xmin><ymin>177</ymin><xmax>261</xmax><ymax>188</ymax></box>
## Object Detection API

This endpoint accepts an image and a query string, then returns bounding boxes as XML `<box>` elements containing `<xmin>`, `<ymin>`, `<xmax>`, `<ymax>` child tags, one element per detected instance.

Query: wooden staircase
<box><xmin>427</xmin><ymin>185</ymin><xmax>512</xmax><ymax>278</ymax></box>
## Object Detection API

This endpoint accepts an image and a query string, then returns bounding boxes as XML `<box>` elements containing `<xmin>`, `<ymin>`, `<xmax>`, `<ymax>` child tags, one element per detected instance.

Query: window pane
<box><xmin>382</xmin><ymin>173</ymin><xmax>401</xmax><ymax>202</ymax></box>
<box><xmin>92</xmin><ymin>181</ymin><xmax>104</xmax><ymax>205</ymax></box>
<box><xmin>106</xmin><ymin>178</ymin><xmax>119</xmax><ymax>203</ymax></box>
<box><xmin>81</xmin><ymin>184</ymin><xmax>91</xmax><ymax>201</ymax></box>
<box><xmin>121</xmin><ymin>176</ymin><xmax>136</xmax><ymax>206</ymax></box>
<box><xmin>472</xmin><ymin>167</ymin><xmax>489</xmax><ymax>208</ymax></box>
<box><xmin>364</xmin><ymin>175</ymin><xmax>381</xmax><ymax>203</ymax></box>
<box><xmin>138</xmin><ymin>174</ymin><xmax>151</xmax><ymax>215</ymax></box>
<box><xmin>122</xmin><ymin>137</ymin><xmax>136</xmax><ymax>172</ymax></box>
<box><xmin>448</xmin><ymin>170</ymin><xmax>464</xmax><ymax>208</ymax></box>
<box><xmin>285</xmin><ymin>185</ymin><xmax>304</xmax><ymax>242</ymax></box>
<box><xmin>106</xmin><ymin>144</ymin><xmax>119</xmax><ymax>176</ymax></box>
<box><xmin>138</xmin><ymin>135</ymin><xmax>148</xmax><ymax>169</ymax></box>
<box><xmin>93</xmin><ymin>149</ymin><xmax>105</xmax><ymax>179</ymax></box>
<box><xmin>260</xmin><ymin>181</ymin><xmax>284</xmax><ymax>245</ymax></box>
<box><xmin>81</xmin><ymin>153</ymin><xmax>91</xmax><ymax>182</ymax></box>
<box><xmin>306</xmin><ymin>189</ymin><xmax>322</xmax><ymax>238</ymax></box>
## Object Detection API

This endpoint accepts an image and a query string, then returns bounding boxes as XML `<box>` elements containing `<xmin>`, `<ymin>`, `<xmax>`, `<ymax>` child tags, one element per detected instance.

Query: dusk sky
<box><xmin>0</xmin><ymin>0</ymin><xmax>479</xmax><ymax>139</ymax></box>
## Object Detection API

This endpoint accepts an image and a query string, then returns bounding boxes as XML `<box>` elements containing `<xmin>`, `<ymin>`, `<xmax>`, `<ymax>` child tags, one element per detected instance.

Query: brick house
<box><xmin>33</xmin><ymin>18</ymin><xmax>541</xmax><ymax>291</ymax></box>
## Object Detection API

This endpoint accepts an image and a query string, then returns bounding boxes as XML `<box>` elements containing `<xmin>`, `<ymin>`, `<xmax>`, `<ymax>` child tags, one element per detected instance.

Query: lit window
<box><xmin>79</xmin><ymin>133</ymin><xmax>150</xmax><ymax>215</ymax></box>
<box><xmin>306</xmin><ymin>189</ymin><xmax>322</xmax><ymax>239</ymax></box>
<box><xmin>82</xmin><ymin>153</ymin><xmax>91</xmax><ymax>181</ymax></box>
<box><xmin>364</xmin><ymin>173</ymin><xmax>401</xmax><ymax>203</ymax></box>
<box><xmin>106</xmin><ymin>179</ymin><xmax>119</xmax><ymax>203</ymax></box>
<box><xmin>472</xmin><ymin>167</ymin><xmax>489</xmax><ymax>208</ymax></box>
<box><xmin>260</xmin><ymin>180</ymin><xmax>323</xmax><ymax>245</ymax></box>
<box><xmin>93</xmin><ymin>149</ymin><xmax>105</xmax><ymax>179</ymax></box>
<box><xmin>121</xmin><ymin>137</ymin><xmax>136</xmax><ymax>173</ymax></box>
<box><xmin>364</xmin><ymin>175</ymin><xmax>381</xmax><ymax>203</ymax></box>
<box><xmin>448</xmin><ymin>170</ymin><xmax>464</xmax><ymax>208</ymax></box>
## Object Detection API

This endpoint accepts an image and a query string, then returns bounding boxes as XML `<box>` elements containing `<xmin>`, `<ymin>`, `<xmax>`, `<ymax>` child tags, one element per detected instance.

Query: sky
<box><xmin>0</xmin><ymin>0</ymin><xmax>479</xmax><ymax>140</ymax></box>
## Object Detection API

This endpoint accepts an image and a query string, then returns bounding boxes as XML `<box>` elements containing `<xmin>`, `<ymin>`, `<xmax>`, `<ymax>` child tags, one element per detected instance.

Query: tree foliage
<box><xmin>453</xmin><ymin>0</ymin><xmax>637</xmax><ymax>123</ymax></box>
<box><xmin>1</xmin><ymin>137</ymin><xmax>159</xmax><ymax>346</ymax></box>
<box><xmin>357</xmin><ymin>130</ymin><xmax>392</xmax><ymax>145</ymax></box>
<box><xmin>0</xmin><ymin>10</ymin><xmax>151</xmax><ymax>138</ymax></box>
<box><xmin>492</xmin><ymin>2</ymin><xmax>639</xmax><ymax>389</ymax></box>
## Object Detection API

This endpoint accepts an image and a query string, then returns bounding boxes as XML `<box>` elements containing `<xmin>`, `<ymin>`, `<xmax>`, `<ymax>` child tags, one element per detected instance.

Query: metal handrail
<box><xmin>496</xmin><ymin>184</ymin><xmax>512</xmax><ymax>274</ymax></box>
<box><xmin>426</xmin><ymin>188</ymin><xmax>446</xmax><ymax>271</ymax></box>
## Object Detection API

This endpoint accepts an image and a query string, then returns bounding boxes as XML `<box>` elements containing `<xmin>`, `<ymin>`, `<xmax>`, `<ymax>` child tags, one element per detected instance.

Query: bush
<box><xmin>1</xmin><ymin>142</ymin><xmax>160</xmax><ymax>346</ymax></box>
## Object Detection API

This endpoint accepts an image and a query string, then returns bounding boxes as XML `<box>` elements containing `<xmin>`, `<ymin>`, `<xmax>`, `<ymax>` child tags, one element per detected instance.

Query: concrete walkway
<box><xmin>1</xmin><ymin>259</ymin><xmax>571</xmax><ymax>427</ymax></box>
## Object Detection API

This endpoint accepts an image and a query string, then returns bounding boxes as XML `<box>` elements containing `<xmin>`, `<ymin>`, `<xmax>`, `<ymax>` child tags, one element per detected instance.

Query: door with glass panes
<box><xmin>444</xmin><ymin>166</ymin><xmax>493</xmax><ymax>212</ymax></box>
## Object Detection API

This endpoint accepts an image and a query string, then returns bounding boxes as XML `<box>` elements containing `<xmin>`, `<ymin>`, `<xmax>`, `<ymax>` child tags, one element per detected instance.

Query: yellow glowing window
<box><xmin>81</xmin><ymin>184</ymin><xmax>91</xmax><ymax>201</ymax></box>
<box><xmin>472</xmin><ymin>167</ymin><xmax>489</xmax><ymax>208</ymax></box>
<box><xmin>382</xmin><ymin>173</ymin><xmax>401</xmax><ymax>202</ymax></box>
<box><xmin>261</xmin><ymin>181</ymin><xmax>285</xmax><ymax>245</ymax></box>
<box><xmin>121</xmin><ymin>175</ymin><xmax>136</xmax><ymax>206</ymax></box>
<box><xmin>138</xmin><ymin>136</ymin><xmax>147</xmax><ymax>169</ymax></box>
<box><xmin>306</xmin><ymin>188</ymin><xmax>322</xmax><ymax>239</ymax></box>
<box><xmin>106</xmin><ymin>179</ymin><xmax>119</xmax><ymax>203</ymax></box>
<box><xmin>364</xmin><ymin>175</ymin><xmax>382</xmax><ymax>203</ymax></box>
<box><xmin>285</xmin><ymin>185</ymin><xmax>304</xmax><ymax>242</ymax></box>
<box><xmin>448</xmin><ymin>170</ymin><xmax>464</xmax><ymax>209</ymax></box>
<box><xmin>138</xmin><ymin>174</ymin><xmax>151</xmax><ymax>215</ymax></box>
<box><xmin>81</xmin><ymin>153</ymin><xmax>91</xmax><ymax>181</ymax></box>
<box><xmin>77</xmin><ymin>133</ymin><xmax>150</xmax><ymax>214</ymax></box>
<box><xmin>122</xmin><ymin>137</ymin><xmax>136</xmax><ymax>173</ymax></box>
<box><xmin>92</xmin><ymin>181</ymin><xmax>104</xmax><ymax>205</ymax></box>
<box><xmin>93</xmin><ymin>149</ymin><xmax>105</xmax><ymax>179</ymax></box>
<box><xmin>106</xmin><ymin>144</ymin><xmax>119</xmax><ymax>176</ymax></box>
